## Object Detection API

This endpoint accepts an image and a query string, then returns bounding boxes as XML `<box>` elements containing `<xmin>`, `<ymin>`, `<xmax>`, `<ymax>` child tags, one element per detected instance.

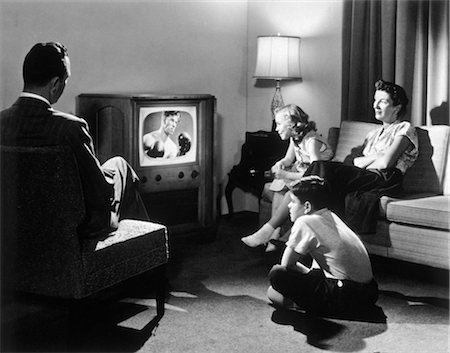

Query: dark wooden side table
<box><xmin>225</xmin><ymin>130</ymin><xmax>289</xmax><ymax>214</ymax></box>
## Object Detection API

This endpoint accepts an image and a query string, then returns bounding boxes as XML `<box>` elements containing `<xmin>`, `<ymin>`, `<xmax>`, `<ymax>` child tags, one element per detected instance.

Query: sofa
<box><xmin>260</xmin><ymin>121</ymin><xmax>450</xmax><ymax>270</ymax></box>
<box><xmin>1</xmin><ymin>145</ymin><xmax>169</xmax><ymax>316</ymax></box>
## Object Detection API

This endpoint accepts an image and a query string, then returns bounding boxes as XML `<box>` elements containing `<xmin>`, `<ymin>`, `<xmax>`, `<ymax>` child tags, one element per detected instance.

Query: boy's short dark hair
<box><xmin>23</xmin><ymin>42</ymin><xmax>69</xmax><ymax>86</ymax></box>
<box><xmin>289</xmin><ymin>176</ymin><xmax>329</xmax><ymax>210</ymax></box>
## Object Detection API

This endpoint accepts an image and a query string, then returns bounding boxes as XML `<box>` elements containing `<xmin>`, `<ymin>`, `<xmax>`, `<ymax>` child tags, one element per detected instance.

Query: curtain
<box><xmin>342</xmin><ymin>0</ymin><xmax>449</xmax><ymax>126</ymax></box>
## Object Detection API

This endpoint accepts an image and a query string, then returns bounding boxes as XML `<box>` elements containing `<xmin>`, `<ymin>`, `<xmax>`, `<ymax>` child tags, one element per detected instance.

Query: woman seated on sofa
<box><xmin>241</xmin><ymin>104</ymin><xmax>333</xmax><ymax>251</ymax></box>
<box><xmin>242</xmin><ymin>79</ymin><xmax>419</xmax><ymax>247</ymax></box>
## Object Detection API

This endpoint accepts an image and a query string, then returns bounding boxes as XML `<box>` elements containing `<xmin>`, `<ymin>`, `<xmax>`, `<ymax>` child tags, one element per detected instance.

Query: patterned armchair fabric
<box><xmin>1</xmin><ymin>145</ymin><xmax>168</xmax><ymax>311</ymax></box>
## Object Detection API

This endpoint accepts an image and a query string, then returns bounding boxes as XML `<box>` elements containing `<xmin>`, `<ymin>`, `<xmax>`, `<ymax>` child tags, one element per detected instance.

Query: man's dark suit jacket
<box><xmin>1</xmin><ymin>97</ymin><xmax>113</xmax><ymax>239</ymax></box>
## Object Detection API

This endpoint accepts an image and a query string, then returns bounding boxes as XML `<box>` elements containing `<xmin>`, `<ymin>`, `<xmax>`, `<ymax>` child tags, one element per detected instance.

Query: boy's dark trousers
<box><xmin>269</xmin><ymin>265</ymin><xmax>379</xmax><ymax>315</ymax></box>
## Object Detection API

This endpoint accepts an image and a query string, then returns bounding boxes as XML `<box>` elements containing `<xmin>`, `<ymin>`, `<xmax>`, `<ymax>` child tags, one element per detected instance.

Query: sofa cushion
<box><xmin>378</xmin><ymin>192</ymin><xmax>437</xmax><ymax>218</ymax></box>
<box><xmin>94</xmin><ymin>220</ymin><xmax>167</xmax><ymax>252</ymax></box>
<box><xmin>387</xmin><ymin>223</ymin><xmax>449</xmax><ymax>269</ymax></box>
<box><xmin>332</xmin><ymin>121</ymin><xmax>377</xmax><ymax>163</ymax></box>
<box><xmin>402</xmin><ymin>126</ymin><xmax>449</xmax><ymax>194</ymax></box>
<box><xmin>83</xmin><ymin>220</ymin><xmax>168</xmax><ymax>269</ymax></box>
<box><xmin>81</xmin><ymin>220</ymin><xmax>168</xmax><ymax>296</ymax></box>
<box><xmin>386</xmin><ymin>195</ymin><xmax>450</xmax><ymax>230</ymax></box>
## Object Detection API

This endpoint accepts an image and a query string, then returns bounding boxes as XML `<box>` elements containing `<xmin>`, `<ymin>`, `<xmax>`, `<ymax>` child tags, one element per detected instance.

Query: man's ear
<box><xmin>49</xmin><ymin>77</ymin><xmax>59</xmax><ymax>92</ymax></box>
<box><xmin>48</xmin><ymin>76</ymin><xmax>65</xmax><ymax>104</ymax></box>
<box><xmin>304</xmin><ymin>201</ymin><xmax>312</xmax><ymax>214</ymax></box>
<box><xmin>48</xmin><ymin>77</ymin><xmax>60</xmax><ymax>98</ymax></box>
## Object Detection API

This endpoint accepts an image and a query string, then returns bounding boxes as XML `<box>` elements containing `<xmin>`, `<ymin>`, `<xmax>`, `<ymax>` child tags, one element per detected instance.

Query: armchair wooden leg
<box><xmin>155</xmin><ymin>265</ymin><xmax>167</xmax><ymax>317</ymax></box>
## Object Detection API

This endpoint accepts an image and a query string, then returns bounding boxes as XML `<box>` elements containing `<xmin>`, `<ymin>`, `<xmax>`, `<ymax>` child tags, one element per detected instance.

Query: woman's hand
<box><xmin>353</xmin><ymin>154</ymin><xmax>378</xmax><ymax>169</ymax></box>
<box><xmin>274</xmin><ymin>168</ymin><xmax>288</xmax><ymax>180</ymax></box>
<box><xmin>272</xmin><ymin>160</ymin><xmax>285</xmax><ymax>173</ymax></box>
<box><xmin>272</xmin><ymin>140</ymin><xmax>296</xmax><ymax>174</ymax></box>
<box><xmin>274</xmin><ymin>168</ymin><xmax>305</xmax><ymax>182</ymax></box>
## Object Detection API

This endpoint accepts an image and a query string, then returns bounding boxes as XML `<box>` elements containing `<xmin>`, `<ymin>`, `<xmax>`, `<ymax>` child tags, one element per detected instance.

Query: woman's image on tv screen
<box><xmin>142</xmin><ymin>110</ymin><xmax>192</xmax><ymax>159</ymax></box>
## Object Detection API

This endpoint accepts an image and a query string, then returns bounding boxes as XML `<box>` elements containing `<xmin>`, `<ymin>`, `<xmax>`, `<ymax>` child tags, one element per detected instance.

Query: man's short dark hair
<box><xmin>23</xmin><ymin>42</ymin><xmax>69</xmax><ymax>86</ymax></box>
<box><xmin>290</xmin><ymin>176</ymin><xmax>329</xmax><ymax>210</ymax></box>
<box><xmin>163</xmin><ymin>111</ymin><xmax>180</xmax><ymax>118</ymax></box>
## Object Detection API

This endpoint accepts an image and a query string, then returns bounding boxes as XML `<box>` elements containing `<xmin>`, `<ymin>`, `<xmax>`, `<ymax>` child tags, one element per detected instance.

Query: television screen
<box><xmin>138</xmin><ymin>106</ymin><xmax>197</xmax><ymax>167</ymax></box>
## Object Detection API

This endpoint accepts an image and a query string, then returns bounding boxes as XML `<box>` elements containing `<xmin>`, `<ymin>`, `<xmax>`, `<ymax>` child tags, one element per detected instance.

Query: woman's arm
<box><xmin>272</xmin><ymin>140</ymin><xmax>295</xmax><ymax>172</ymax></box>
<box><xmin>306</xmin><ymin>138</ymin><xmax>325</xmax><ymax>162</ymax></box>
<box><xmin>281</xmin><ymin>247</ymin><xmax>311</xmax><ymax>273</ymax></box>
<box><xmin>353</xmin><ymin>154</ymin><xmax>378</xmax><ymax>169</ymax></box>
<box><xmin>275</xmin><ymin>138</ymin><xmax>325</xmax><ymax>181</ymax></box>
<box><xmin>354</xmin><ymin>135</ymin><xmax>413</xmax><ymax>170</ymax></box>
<box><xmin>276</xmin><ymin>169</ymin><xmax>305</xmax><ymax>181</ymax></box>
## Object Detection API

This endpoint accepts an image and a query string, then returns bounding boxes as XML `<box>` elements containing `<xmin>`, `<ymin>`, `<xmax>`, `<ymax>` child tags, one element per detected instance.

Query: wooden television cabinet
<box><xmin>76</xmin><ymin>93</ymin><xmax>216</xmax><ymax>234</ymax></box>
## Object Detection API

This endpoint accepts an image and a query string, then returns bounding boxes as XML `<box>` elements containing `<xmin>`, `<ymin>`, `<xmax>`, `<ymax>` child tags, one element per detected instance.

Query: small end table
<box><xmin>225</xmin><ymin>131</ymin><xmax>289</xmax><ymax>214</ymax></box>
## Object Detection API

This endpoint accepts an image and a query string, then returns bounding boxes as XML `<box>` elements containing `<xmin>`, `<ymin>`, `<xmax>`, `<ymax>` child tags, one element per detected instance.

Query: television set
<box><xmin>76</xmin><ymin>93</ymin><xmax>216</xmax><ymax>230</ymax></box>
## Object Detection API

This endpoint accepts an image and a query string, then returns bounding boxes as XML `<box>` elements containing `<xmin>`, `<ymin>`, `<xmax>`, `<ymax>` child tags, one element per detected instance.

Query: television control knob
<box><xmin>141</xmin><ymin>176</ymin><xmax>147</xmax><ymax>183</ymax></box>
<box><xmin>178</xmin><ymin>171</ymin><xmax>184</xmax><ymax>179</ymax></box>
<box><xmin>191</xmin><ymin>170</ymin><xmax>199</xmax><ymax>179</ymax></box>
<box><xmin>155</xmin><ymin>174</ymin><xmax>162</xmax><ymax>182</ymax></box>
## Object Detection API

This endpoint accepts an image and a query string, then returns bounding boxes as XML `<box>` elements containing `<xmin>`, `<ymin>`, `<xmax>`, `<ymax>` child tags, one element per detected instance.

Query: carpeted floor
<box><xmin>2</xmin><ymin>212</ymin><xmax>449</xmax><ymax>352</ymax></box>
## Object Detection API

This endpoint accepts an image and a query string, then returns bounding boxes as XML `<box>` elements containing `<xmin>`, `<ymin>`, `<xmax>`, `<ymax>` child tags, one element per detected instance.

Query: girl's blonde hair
<box><xmin>274</xmin><ymin>104</ymin><xmax>316</xmax><ymax>143</ymax></box>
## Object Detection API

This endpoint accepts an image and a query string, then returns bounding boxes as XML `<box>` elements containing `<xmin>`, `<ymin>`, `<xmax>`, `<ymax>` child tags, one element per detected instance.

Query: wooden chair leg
<box><xmin>155</xmin><ymin>265</ymin><xmax>167</xmax><ymax>317</ymax></box>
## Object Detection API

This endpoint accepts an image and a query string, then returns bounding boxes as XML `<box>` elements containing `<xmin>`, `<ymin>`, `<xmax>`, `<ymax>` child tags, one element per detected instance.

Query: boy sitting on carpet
<box><xmin>267</xmin><ymin>176</ymin><xmax>379</xmax><ymax>316</ymax></box>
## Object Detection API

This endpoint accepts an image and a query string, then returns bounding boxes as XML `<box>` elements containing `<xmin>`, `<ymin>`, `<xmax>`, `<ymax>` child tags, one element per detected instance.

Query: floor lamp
<box><xmin>253</xmin><ymin>35</ymin><xmax>302</xmax><ymax>131</ymax></box>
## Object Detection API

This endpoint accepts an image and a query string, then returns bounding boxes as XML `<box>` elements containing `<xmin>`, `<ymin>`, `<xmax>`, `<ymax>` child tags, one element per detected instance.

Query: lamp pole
<box><xmin>270</xmin><ymin>80</ymin><xmax>284</xmax><ymax>131</ymax></box>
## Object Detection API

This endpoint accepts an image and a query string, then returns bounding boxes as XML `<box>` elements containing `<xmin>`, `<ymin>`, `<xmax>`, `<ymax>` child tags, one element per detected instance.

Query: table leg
<box><xmin>225</xmin><ymin>177</ymin><xmax>235</xmax><ymax>215</ymax></box>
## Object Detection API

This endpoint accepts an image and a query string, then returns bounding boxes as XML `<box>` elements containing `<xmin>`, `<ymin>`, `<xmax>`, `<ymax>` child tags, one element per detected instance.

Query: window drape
<box><xmin>342</xmin><ymin>0</ymin><xmax>449</xmax><ymax>126</ymax></box>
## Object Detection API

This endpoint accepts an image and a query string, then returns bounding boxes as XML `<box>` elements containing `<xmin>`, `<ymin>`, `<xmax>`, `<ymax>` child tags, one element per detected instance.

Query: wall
<box><xmin>241</xmin><ymin>0</ymin><xmax>343</xmax><ymax>212</ymax></box>
<box><xmin>0</xmin><ymin>0</ymin><xmax>248</xmax><ymax>215</ymax></box>
<box><xmin>0</xmin><ymin>0</ymin><xmax>343</xmax><ymax>214</ymax></box>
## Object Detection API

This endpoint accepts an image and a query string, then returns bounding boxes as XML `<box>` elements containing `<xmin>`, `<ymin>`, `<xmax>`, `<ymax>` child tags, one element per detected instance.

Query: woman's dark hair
<box><xmin>289</xmin><ymin>176</ymin><xmax>329</xmax><ymax>210</ymax></box>
<box><xmin>274</xmin><ymin>104</ymin><xmax>316</xmax><ymax>144</ymax></box>
<box><xmin>23</xmin><ymin>42</ymin><xmax>69</xmax><ymax>86</ymax></box>
<box><xmin>375</xmin><ymin>80</ymin><xmax>409</xmax><ymax>117</ymax></box>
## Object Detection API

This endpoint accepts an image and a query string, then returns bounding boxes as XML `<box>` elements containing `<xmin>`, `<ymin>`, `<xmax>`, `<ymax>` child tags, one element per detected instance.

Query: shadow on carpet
<box><xmin>380</xmin><ymin>290</ymin><xmax>449</xmax><ymax>309</ymax></box>
<box><xmin>1</xmin><ymin>298</ymin><xmax>162</xmax><ymax>352</ymax></box>
<box><xmin>270</xmin><ymin>308</ymin><xmax>387</xmax><ymax>351</ymax></box>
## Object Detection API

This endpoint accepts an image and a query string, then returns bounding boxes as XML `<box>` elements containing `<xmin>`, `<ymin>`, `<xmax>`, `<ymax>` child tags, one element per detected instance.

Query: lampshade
<box><xmin>254</xmin><ymin>35</ymin><xmax>302</xmax><ymax>80</ymax></box>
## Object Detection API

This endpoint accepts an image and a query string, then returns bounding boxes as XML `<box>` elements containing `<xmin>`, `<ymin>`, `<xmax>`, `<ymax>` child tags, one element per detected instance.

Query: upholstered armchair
<box><xmin>1</xmin><ymin>145</ymin><xmax>168</xmax><ymax>316</ymax></box>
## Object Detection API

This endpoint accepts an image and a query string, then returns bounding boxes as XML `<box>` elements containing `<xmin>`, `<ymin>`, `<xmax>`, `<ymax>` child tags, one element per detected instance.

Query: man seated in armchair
<box><xmin>0</xmin><ymin>42</ymin><xmax>149</xmax><ymax>241</ymax></box>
